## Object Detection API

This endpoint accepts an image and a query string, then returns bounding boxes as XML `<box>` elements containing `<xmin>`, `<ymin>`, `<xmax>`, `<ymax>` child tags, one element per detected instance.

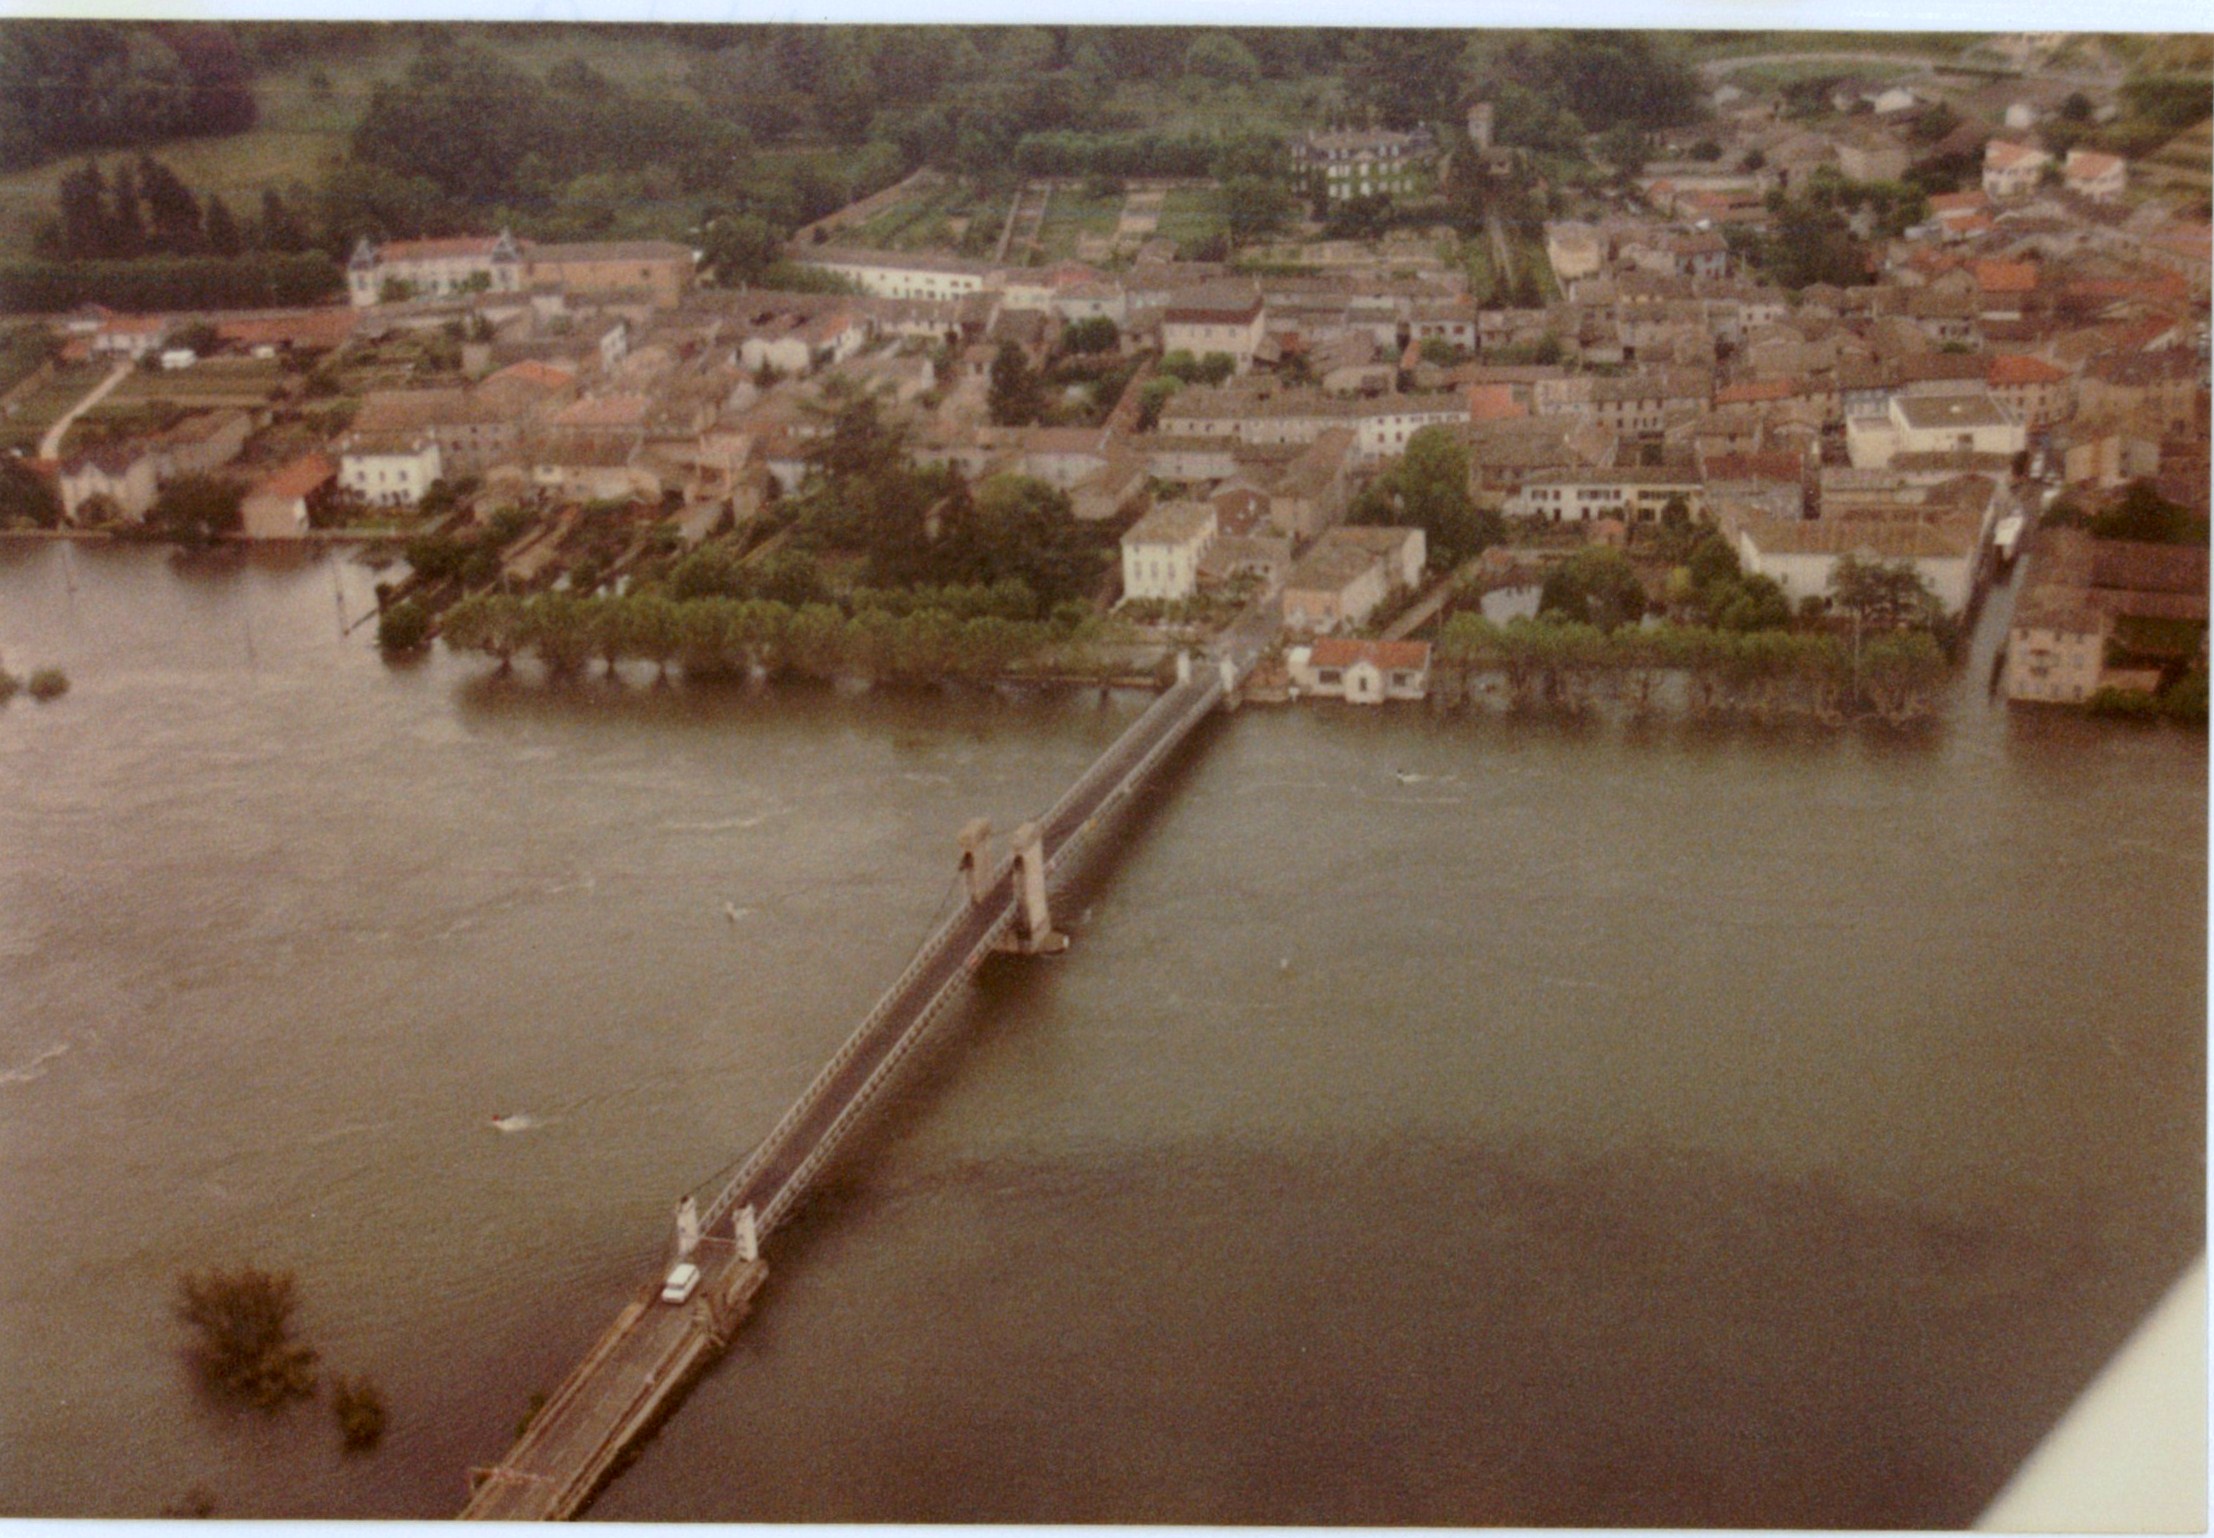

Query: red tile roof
<box><xmin>1309</xmin><ymin>637</ymin><xmax>1431</xmax><ymax>672</ymax></box>
<box><xmin>484</xmin><ymin>359</ymin><xmax>577</xmax><ymax>393</ymax></box>
<box><xmin>1715</xmin><ymin>377</ymin><xmax>1802</xmax><ymax>405</ymax></box>
<box><xmin>217</xmin><ymin>308</ymin><xmax>357</xmax><ymax>351</ymax></box>
<box><xmin>1466</xmin><ymin>384</ymin><xmax>1526</xmax><ymax>422</ymax></box>
<box><xmin>250</xmin><ymin>453</ymin><xmax>335</xmax><ymax>500</ymax></box>
<box><xmin>1987</xmin><ymin>353</ymin><xmax>2066</xmax><ymax>386</ymax></box>
<box><xmin>1974</xmin><ymin>260</ymin><xmax>2040</xmax><ymax>296</ymax></box>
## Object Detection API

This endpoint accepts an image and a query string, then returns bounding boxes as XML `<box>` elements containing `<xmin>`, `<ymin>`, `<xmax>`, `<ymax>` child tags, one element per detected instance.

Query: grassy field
<box><xmin>1033</xmin><ymin>187</ymin><xmax>1125</xmax><ymax>263</ymax></box>
<box><xmin>850</xmin><ymin>180</ymin><xmax>967</xmax><ymax>251</ymax></box>
<box><xmin>1154</xmin><ymin>186</ymin><xmax>1225</xmax><ymax>253</ymax></box>
<box><xmin>93</xmin><ymin>358</ymin><xmax>287</xmax><ymax>415</ymax></box>
<box><xmin>0</xmin><ymin>360</ymin><xmax>108</xmax><ymax>453</ymax></box>
<box><xmin>1678</xmin><ymin>31</ymin><xmax>1987</xmax><ymax>64</ymax></box>
<box><xmin>0</xmin><ymin>28</ymin><xmax>717</xmax><ymax>262</ymax></box>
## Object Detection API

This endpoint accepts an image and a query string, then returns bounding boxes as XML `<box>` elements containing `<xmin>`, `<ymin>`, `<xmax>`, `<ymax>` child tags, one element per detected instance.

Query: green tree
<box><xmin>377</xmin><ymin>600</ymin><xmax>430</xmax><ymax>653</ymax></box>
<box><xmin>1539</xmin><ymin>546</ymin><xmax>1647</xmax><ymax>633</ymax></box>
<box><xmin>331</xmin><ymin>1374</ymin><xmax>388</xmax><ymax>1454</ymax></box>
<box><xmin>0</xmin><ymin>454</ymin><xmax>63</xmax><ymax>528</ymax></box>
<box><xmin>1183</xmin><ymin>31</ymin><xmax>1260</xmax><ymax>83</ymax></box>
<box><xmin>988</xmin><ymin>341</ymin><xmax>1041</xmax><ymax>426</ymax></box>
<box><xmin>1061</xmin><ymin>316</ymin><xmax>1119</xmax><ymax>354</ymax></box>
<box><xmin>701</xmin><ymin>212</ymin><xmax>781</xmax><ymax>288</ymax></box>
<box><xmin>1351</xmin><ymin>425</ymin><xmax>1500</xmax><ymax>568</ymax></box>
<box><xmin>1221</xmin><ymin>175</ymin><xmax>1293</xmax><ymax>246</ymax></box>
<box><xmin>1828</xmin><ymin>554</ymin><xmax>1937</xmax><ymax>631</ymax></box>
<box><xmin>148</xmin><ymin>474</ymin><xmax>243</xmax><ymax>544</ymax></box>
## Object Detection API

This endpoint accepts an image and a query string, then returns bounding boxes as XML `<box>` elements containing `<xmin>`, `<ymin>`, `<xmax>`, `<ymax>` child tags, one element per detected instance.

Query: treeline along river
<box><xmin>0</xmin><ymin>542</ymin><xmax>2202</xmax><ymax>1526</ymax></box>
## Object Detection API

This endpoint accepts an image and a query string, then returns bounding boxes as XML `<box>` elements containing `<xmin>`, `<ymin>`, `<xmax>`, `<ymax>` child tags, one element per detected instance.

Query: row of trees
<box><xmin>1435</xmin><ymin>613</ymin><xmax>1949</xmax><ymax>723</ymax></box>
<box><xmin>436</xmin><ymin>588</ymin><xmax>1105</xmax><ymax>683</ymax></box>
<box><xmin>0</xmin><ymin>252</ymin><xmax>340</xmax><ymax>315</ymax></box>
<box><xmin>42</xmin><ymin>158</ymin><xmax>313</xmax><ymax>264</ymax></box>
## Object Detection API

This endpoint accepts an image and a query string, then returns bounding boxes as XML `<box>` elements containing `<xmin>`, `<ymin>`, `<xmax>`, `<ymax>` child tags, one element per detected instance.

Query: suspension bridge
<box><xmin>461</xmin><ymin>630</ymin><xmax>1268</xmax><ymax>1521</ymax></box>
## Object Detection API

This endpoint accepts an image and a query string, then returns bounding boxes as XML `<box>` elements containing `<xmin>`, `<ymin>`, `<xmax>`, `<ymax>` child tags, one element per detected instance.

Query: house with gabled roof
<box><xmin>1982</xmin><ymin>141</ymin><xmax>2053</xmax><ymax>201</ymax></box>
<box><xmin>1290</xmin><ymin>637</ymin><xmax>1432</xmax><ymax>704</ymax></box>
<box><xmin>2062</xmin><ymin>149</ymin><xmax>2127</xmax><ymax>203</ymax></box>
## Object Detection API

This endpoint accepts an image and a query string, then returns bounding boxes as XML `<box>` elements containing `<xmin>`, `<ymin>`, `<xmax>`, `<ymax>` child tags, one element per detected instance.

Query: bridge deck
<box><xmin>461</xmin><ymin>647</ymin><xmax>1256</xmax><ymax>1520</ymax></box>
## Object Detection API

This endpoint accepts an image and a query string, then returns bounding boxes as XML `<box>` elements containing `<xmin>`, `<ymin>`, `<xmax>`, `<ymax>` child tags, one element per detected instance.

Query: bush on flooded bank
<box><xmin>1435</xmin><ymin>614</ymin><xmax>1949</xmax><ymax>724</ymax></box>
<box><xmin>439</xmin><ymin>588</ymin><xmax>1124</xmax><ymax>686</ymax></box>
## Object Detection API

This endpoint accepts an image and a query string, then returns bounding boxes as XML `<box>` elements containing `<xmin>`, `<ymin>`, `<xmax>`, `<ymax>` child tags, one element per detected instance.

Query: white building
<box><xmin>793</xmin><ymin>246</ymin><xmax>990</xmax><ymax>303</ymax></box>
<box><xmin>1161</xmin><ymin>287</ymin><xmax>1268</xmax><ymax>374</ymax></box>
<box><xmin>1290</xmin><ymin>637</ymin><xmax>1432</xmax><ymax>704</ymax></box>
<box><xmin>2063</xmin><ymin>148</ymin><xmax>2127</xmax><ymax>202</ymax></box>
<box><xmin>1353</xmin><ymin>397</ymin><xmax>1467</xmax><ymax>462</ymax></box>
<box><xmin>1846</xmin><ymin>390</ymin><xmax>2025</xmax><ymax>470</ymax></box>
<box><xmin>1120</xmin><ymin>501</ymin><xmax>1218</xmax><ymax>602</ymax></box>
<box><xmin>1291</xmin><ymin>127</ymin><xmax>1438</xmax><ymax>203</ymax></box>
<box><xmin>1981</xmin><ymin>140</ymin><xmax>2053</xmax><ymax>201</ymax></box>
<box><xmin>339</xmin><ymin>432</ymin><xmax>444</xmax><ymax>508</ymax></box>
<box><xmin>347</xmin><ymin>232</ymin><xmax>524</xmax><ymax>307</ymax></box>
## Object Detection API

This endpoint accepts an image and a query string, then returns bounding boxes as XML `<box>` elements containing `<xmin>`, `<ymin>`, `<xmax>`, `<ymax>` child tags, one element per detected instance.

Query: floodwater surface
<box><xmin>0</xmin><ymin>543</ymin><xmax>2202</xmax><ymax>1526</ymax></box>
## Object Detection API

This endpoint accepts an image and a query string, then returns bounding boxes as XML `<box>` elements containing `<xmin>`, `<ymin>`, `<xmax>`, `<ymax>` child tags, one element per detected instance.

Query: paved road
<box><xmin>38</xmin><ymin>360</ymin><xmax>131</xmax><ymax>461</ymax></box>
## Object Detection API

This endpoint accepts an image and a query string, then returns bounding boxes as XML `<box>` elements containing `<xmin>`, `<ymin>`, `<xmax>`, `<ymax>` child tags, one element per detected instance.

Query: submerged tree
<box><xmin>175</xmin><ymin>1266</ymin><xmax>319</xmax><ymax>1410</ymax></box>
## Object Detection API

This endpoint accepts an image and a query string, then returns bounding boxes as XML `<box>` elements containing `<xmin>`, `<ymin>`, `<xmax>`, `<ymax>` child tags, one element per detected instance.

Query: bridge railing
<box><xmin>704</xmin><ymin>655</ymin><xmax>1248</xmax><ymax>1242</ymax></box>
<box><xmin>701</xmin><ymin>858</ymin><xmax>1013</xmax><ymax>1239</ymax></box>
<box><xmin>1036</xmin><ymin>672</ymin><xmax>1216</xmax><ymax>846</ymax></box>
<box><xmin>760</xmin><ymin>902</ymin><xmax>1021</xmax><ymax>1231</ymax></box>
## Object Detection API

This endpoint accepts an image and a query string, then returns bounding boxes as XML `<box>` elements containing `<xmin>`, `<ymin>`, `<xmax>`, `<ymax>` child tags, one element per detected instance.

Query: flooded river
<box><xmin>0</xmin><ymin>543</ymin><xmax>2202</xmax><ymax>1526</ymax></box>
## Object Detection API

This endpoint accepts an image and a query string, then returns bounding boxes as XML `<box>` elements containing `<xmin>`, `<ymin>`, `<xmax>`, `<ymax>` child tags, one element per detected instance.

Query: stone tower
<box><xmin>1467</xmin><ymin>101</ymin><xmax>1495</xmax><ymax>151</ymax></box>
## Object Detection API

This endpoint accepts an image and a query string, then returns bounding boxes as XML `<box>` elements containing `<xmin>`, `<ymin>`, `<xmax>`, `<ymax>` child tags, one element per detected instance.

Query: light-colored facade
<box><xmin>239</xmin><ymin>455</ymin><xmax>333</xmax><ymax>540</ymax></box>
<box><xmin>794</xmin><ymin>247</ymin><xmax>990</xmax><ymax>303</ymax></box>
<box><xmin>1120</xmin><ymin>501</ymin><xmax>1218</xmax><ymax>602</ymax></box>
<box><xmin>1161</xmin><ymin>290</ymin><xmax>1267</xmax><ymax>374</ymax></box>
<box><xmin>1981</xmin><ymin>140</ymin><xmax>2053</xmax><ymax>201</ymax></box>
<box><xmin>340</xmin><ymin>433</ymin><xmax>444</xmax><ymax>507</ymax></box>
<box><xmin>1292</xmin><ymin>127</ymin><xmax>1438</xmax><ymax>203</ymax></box>
<box><xmin>1282</xmin><ymin>542</ymin><xmax>1389</xmax><ymax>633</ymax></box>
<box><xmin>525</xmin><ymin>241</ymin><xmax>695</xmax><ymax>308</ymax></box>
<box><xmin>348</xmin><ymin>233</ymin><xmax>524</xmax><ymax>307</ymax></box>
<box><xmin>1291</xmin><ymin>637</ymin><xmax>1432</xmax><ymax>703</ymax></box>
<box><xmin>2062</xmin><ymin>149</ymin><xmax>2127</xmax><ymax>202</ymax></box>
<box><xmin>1847</xmin><ymin>390</ymin><xmax>2025</xmax><ymax>470</ymax></box>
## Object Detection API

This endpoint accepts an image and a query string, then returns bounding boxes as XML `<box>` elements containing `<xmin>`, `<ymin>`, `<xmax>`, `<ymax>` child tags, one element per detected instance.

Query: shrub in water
<box><xmin>331</xmin><ymin>1373</ymin><xmax>389</xmax><ymax>1453</ymax></box>
<box><xmin>26</xmin><ymin>667</ymin><xmax>67</xmax><ymax>701</ymax></box>
<box><xmin>175</xmin><ymin>1266</ymin><xmax>319</xmax><ymax>1410</ymax></box>
<box><xmin>377</xmin><ymin>600</ymin><xmax>430</xmax><ymax>653</ymax></box>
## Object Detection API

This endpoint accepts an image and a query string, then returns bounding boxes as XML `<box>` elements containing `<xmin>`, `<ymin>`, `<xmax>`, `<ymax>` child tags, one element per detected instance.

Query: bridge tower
<box><xmin>1004</xmin><ymin>820</ymin><xmax>1068</xmax><ymax>954</ymax></box>
<box><xmin>956</xmin><ymin>817</ymin><xmax>995</xmax><ymax>904</ymax></box>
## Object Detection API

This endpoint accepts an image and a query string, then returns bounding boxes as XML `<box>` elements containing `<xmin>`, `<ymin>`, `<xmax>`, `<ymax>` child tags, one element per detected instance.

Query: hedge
<box><xmin>0</xmin><ymin>253</ymin><xmax>343</xmax><ymax>315</ymax></box>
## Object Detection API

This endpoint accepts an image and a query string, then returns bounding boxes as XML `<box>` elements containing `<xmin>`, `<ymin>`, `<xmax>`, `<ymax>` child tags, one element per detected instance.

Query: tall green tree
<box><xmin>1350</xmin><ymin>425</ymin><xmax>1500</xmax><ymax>568</ymax></box>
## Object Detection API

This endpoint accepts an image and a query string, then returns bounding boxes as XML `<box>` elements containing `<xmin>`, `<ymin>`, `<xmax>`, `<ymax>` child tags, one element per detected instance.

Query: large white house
<box><xmin>338</xmin><ymin>431</ymin><xmax>444</xmax><ymax>507</ymax></box>
<box><xmin>347</xmin><ymin>232</ymin><xmax>524</xmax><ymax>307</ymax></box>
<box><xmin>1291</xmin><ymin>127</ymin><xmax>1439</xmax><ymax>203</ymax></box>
<box><xmin>2063</xmin><ymin>148</ymin><xmax>2127</xmax><ymax>202</ymax></box>
<box><xmin>1120</xmin><ymin>501</ymin><xmax>1218</xmax><ymax>602</ymax></box>
<box><xmin>1846</xmin><ymin>390</ymin><xmax>2025</xmax><ymax>470</ymax></box>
